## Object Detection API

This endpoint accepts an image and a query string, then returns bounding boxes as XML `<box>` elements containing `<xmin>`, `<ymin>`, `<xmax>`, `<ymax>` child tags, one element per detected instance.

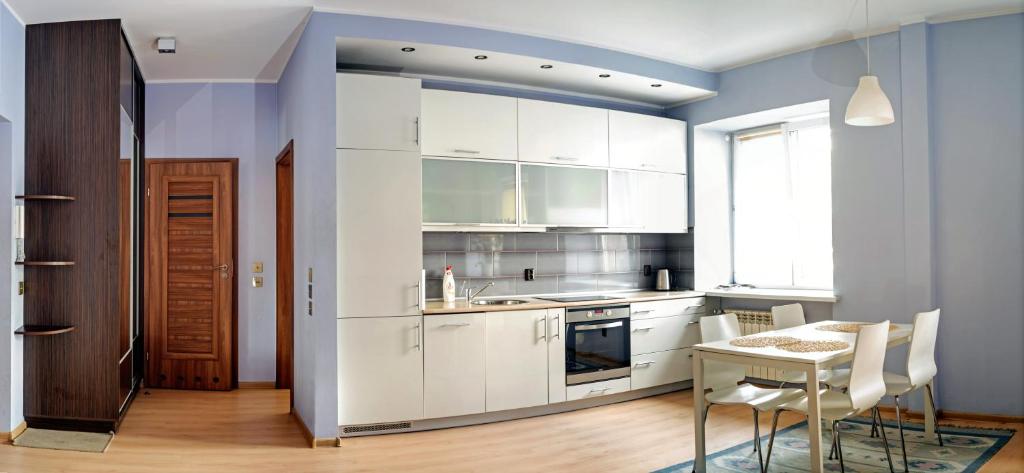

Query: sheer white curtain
<box><xmin>732</xmin><ymin>118</ymin><xmax>833</xmax><ymax>289</ymax></box>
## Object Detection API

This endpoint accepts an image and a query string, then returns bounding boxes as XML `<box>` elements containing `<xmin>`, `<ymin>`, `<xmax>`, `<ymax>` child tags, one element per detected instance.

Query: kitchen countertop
<box><xmin>424</xmin><ymin>290</ymin><xmax>705</xmax><ymax>315</ymax></box>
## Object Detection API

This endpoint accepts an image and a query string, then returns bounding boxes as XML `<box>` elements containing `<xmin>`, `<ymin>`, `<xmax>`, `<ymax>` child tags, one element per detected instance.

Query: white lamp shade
<box><xmin>845</xmin><ymin>75</ymin><xmax>895</xmax><ymax>126</ymax></box>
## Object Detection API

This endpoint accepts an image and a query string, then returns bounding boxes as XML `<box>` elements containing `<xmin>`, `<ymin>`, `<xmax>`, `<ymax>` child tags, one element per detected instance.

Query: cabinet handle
<box><xmin>634</xmin><ymin>361</ymin><xmax>656</xmax><ymax>367</ymax></box>
<box><xmin>632</xmin><ymin>326</ymin><xmax>654</xmax><ymax>332</ymax></box>
<box><xmin>414</xmin><ymin>117</ymin><xmax>420</xmax><ymax>145</ymax></box>
<box><xmin>640</xmin><ymin>163</ymin><xmax>657</xmax><ymax>169</ymax></box>
<box><xmin>632</xmin><ymin>309</ymin><xmax>653</xmax><ymax>315</ymax></box>
<box><xmin>588</xmin><ymin>387</ymin><xmax>611</xmax><ymax>394</ymax></box>
<box><xmin>537</xmin><ymin>317</ymin><xmax>547</xmax><ymax>342</ymax></box>
<box><xmin>413</xmin><ymin>323</ymin><xmax>422</xmax><ymax>351</ymax></box>
<box><xmin>453</xmin><ymin>149</ymin><xmax>480</xmax><ymax>154</ymax></box>
<box><xmin>552</xmin><ymin>156</ymin><xmax>580</xmax><ymax>162</ymax></box>
<box><xmin>687</xmin><ymin>320</ymin><xmax>700</xmax><ymax>325</ymax></box>
<box><xmin>552</xmin><ymin>314</ymin><xmax>561</xmax><ymax>340</ymax></box>
<box><xmin>441</xmin><ymin>322</ymin><xmax>471</xmax><ymax>328</ymax></box>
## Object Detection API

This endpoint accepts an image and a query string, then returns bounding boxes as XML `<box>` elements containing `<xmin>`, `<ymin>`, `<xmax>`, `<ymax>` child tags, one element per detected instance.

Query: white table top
<box><xmin>693</xmin><ymin>320</ymin><xmax>913</xmax><ymax>366</ymax></box>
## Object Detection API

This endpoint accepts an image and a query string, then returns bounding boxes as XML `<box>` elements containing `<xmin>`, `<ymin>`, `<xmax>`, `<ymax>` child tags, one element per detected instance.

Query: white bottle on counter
<box><xmin>442</xmin><ymin>265</ymin><xmax>457</xmax><ymax>303</ymax></box>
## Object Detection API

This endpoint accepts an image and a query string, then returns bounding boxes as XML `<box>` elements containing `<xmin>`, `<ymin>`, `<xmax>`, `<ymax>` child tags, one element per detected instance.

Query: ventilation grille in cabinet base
<box><xmin>726</xmin><ymin>309</ymin><xmax>785</xmax><ymax>382</ymax></box>
<box><xmin>342</xmin><ymin>421</ymin><xmax>413</xmax><ymax>434</ymax></box>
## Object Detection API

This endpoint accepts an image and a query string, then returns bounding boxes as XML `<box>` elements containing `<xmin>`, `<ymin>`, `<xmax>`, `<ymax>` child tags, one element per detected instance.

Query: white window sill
<box><xmin>703</xmin><ymin>287</ymin><xmax>838</xmax><ymax>303</ymax></box>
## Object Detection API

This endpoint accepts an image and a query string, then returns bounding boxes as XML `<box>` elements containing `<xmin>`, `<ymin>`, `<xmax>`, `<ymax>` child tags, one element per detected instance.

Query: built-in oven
<box><xmin>565</xmin><ymin>305</ymin><xmax>631</xmax><ymax>385</ymax></box>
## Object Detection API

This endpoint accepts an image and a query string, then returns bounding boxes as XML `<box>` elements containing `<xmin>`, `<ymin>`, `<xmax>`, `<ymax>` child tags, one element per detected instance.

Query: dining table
<box><xmin>690</xmin><ymin>320</ymin><xmax>938</xmax><ymax>473</ymax></box>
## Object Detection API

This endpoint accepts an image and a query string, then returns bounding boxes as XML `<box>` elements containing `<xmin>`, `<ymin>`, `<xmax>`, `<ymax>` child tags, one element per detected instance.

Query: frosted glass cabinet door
<box><xmin>422</xmin><ymin>159</ymin><xmax>517</xmax><ymax>225</ymax></box>
<box><xmin>520</xmin><ymin>164</ymin><xmax>608</xmax><ymax>227</ymax></box>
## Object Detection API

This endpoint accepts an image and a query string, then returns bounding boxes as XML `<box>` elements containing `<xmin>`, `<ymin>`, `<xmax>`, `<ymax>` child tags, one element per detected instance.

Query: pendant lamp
<box><xmin>845</xmin><ymin>0</ymin><xmax>894</xmax><ymax>126</ymax></box>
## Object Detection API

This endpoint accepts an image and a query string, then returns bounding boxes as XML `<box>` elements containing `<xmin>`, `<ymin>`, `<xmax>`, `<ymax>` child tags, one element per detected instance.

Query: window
<box><xmin>731</xmin><ymin>118</ymin><xmax>833</xmax><ymax>289</ymax></box>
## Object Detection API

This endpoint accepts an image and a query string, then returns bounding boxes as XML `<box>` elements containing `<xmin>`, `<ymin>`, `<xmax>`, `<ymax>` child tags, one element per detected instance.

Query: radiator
<box><xmin>727</xmin><ymin>309</ymin><xmax>784</xmax><ymax>382</ymax></box>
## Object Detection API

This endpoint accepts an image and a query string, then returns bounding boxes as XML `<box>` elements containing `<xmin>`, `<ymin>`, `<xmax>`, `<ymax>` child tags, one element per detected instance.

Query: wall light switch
<box><xmin>252</xmin><ymin>276</ymin><xmax>264</xmax><ymax>288</ymax></box>
<box><xmin>308</xmin><ymin>267</ymin><xmax>313</xmax><ymax>283</ymax></box>
<box><xmin>252</xmin><ymin>262</ymin><xmax>264</xmax><ymax>273</ymax></box>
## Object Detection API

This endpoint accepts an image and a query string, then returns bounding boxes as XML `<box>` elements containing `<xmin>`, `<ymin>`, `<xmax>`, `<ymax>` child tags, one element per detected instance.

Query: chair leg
<box><xmin>752</xmin><ymin>409</ymin><xmax>765</xmax><ymax>472</ymax></box>
<box><xmin>874</xmin><ymin>407</ymin><xmax>896</xmax><ymax>473</ymax></box>
<box><xmin>833</xmin><ymin>420</ymin><xmax>846</xmax><ymax>473</ymax></box>
<box><xmin>765</xmin><ymin>410</ymin><xmax>781</xmax><ymax>471</ymax></box>
<box><xmin>828</xmin><ymin>428</ymin><xmax>838</xmax><ymax>460</ymax></box>
<box><xmin>894</xmin><ymin>395</ymin><xmax>909</xmax><ymax>472</ymax></box>
<box><xmin>925</xmin><ymin>384</ymin><xmax>944</xmax><ymax>446</ymax></box>
<box><xmin>870</xmin><ymin>408</ymin><xmax>879</xmax><ymax>438</ymax></box>
<box><xmin>703</xmin><ymin>404</ymin><xmax>711</xmax><ymax>426</ymax></box>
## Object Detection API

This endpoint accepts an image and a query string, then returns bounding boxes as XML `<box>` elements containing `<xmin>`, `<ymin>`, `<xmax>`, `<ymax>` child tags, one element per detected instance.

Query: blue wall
<box><xmin>146</xmin><ymin>82</ymin><xmax>280</xmax><ymax>383</ymax></box>
<box><xmin>929</xmin><ymin>14</ymin><xmax>1023</xmax><ymax>416</ymax></box>
<box><xmin>0</xmin><ymin>1</ymin><xmax>24</xmax><ymax>433</ymax></box>
<box><xmin>671</xmin><ymin>14</ymin><xmax>1024</xmax><ymax>416</ymax></box>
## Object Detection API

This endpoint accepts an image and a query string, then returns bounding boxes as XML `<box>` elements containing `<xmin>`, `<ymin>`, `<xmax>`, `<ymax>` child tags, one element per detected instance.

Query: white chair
<box><xmin>699</xmin><ymin>313</ymin><xmax>805</xmax><ymax>473</ymax></box>
<box><xmin>771</xmin><ymin>304</ymin><xmax>833</xmax><ymax>388</ymax></box>
<box><xmin>825</xmin><ymin>309</ymin><xmax>942</xmax><ymax>471</ymax></box>
<box><xmin>765</xmin><ymin>321</ymin><xmax>896</xmax><ymax>473</ymax></box>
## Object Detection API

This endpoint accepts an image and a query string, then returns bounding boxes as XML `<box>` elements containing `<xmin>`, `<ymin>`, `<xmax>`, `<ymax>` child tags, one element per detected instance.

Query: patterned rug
<box><xmin>654</xmin><ymin>418</ymin><xmax>1015</xmax><ymax>472</ymax></box>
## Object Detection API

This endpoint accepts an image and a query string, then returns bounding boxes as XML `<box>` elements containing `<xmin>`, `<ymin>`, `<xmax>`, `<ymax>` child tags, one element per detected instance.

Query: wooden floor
<box><xmin>1</xmin><ymin>388</ymin><xmax>1020</xmax><ymax>472</ymax></box>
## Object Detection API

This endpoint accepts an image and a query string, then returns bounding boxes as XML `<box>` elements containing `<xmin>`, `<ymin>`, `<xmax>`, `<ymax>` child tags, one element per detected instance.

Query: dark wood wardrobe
<box><xmin>21</xmin><ymin>19</ymin><xmax>145</xmax><ymax>432</ymax></box>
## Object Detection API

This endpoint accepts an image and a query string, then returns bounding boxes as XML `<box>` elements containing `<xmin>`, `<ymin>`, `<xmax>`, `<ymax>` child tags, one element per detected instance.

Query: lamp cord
<box><xmin>866</xmin><ymin>0</ymin><xmax>871</xmax><ymax>74</ymax></box>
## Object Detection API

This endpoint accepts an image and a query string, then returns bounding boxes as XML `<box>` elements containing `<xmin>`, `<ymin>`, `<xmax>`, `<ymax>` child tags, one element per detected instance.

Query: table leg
<box><xmin>806</xmin><ymin>366</ymin><xmax>824</xmax><ymax>473</ymax></box>
<box><xmin>692</xmin><ymin>350</ymin><xmax>706</xmax><ymax>473</ymax></box>
<box><xmin>924</xmin><ymin>380</ymin><xmax>936</xmax><ymax>437</ymax></box>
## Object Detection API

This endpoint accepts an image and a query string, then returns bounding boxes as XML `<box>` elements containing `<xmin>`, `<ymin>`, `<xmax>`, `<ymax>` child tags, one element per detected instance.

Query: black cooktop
<box><xmin>535</xmin><ymin>295</ymin><xmax>623</xmax><ymax>303</ymax></box>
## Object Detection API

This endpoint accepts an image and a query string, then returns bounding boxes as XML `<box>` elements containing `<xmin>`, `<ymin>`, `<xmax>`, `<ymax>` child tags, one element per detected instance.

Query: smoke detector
<box><xmin>157</xmin><ymin>37</ymin><xmax>176</xmax><ymax>54</ymax></box>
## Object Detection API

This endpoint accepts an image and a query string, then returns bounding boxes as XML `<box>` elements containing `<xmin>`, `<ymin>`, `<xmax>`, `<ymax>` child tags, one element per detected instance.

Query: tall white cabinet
<box><xmin>337</xmin><ymin>73</ymin><xmax>426</xmax><ymax>427</ymax></box>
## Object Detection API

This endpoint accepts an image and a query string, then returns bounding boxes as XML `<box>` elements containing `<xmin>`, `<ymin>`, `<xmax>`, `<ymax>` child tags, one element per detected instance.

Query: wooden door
<box><xmin>146</xmin><ymin>160</ymin><xmax>236</xmax><ymax>391</ymax></box>
<box><xmin>275</xmin><ymin>142</ymin><xmax>294</xmax><ymax>394</ymax></box>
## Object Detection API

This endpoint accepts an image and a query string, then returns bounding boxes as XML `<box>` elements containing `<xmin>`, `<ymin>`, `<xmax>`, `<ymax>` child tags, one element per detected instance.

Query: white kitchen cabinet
<box><xmin>338</xmin><ymin>317</ymin><xmax>424</xmax><ymax>425</ymax></box>
<box><xmin>336</xmin><ymin>73</ymin><xmax>421</xmax><ymax>151</ymax></box>
<box><xmin>520</xmin><ymin>164</ymin><xmax>608</xmax><ymax>227</ymax></box>
<box><xmin>337</xmin><ymin>149</ymin><xmax>423</xmax><ymax>317</ymax></box>
<box><xmin>630</xmin><ymin>348</ymin><xmax>694</xmax><ymax>390</ymax></box>
<box><xmin>566</xmin><ymin>377</ymin><xmax>631</xmax><ymax>401</ymax></box>
<box><xmin>485</xmin><ymin>309</ymin><xmax>550</xmax><ymax>412</ymax></box>
<box><xmin>518</xmin><ymin>99</ymin><xmax>609</xmax><ymax>167</ymax></box>
<box><xmin>547</xmin><ymin>308</ymin><xmax>566</xmax><ymax>404</ymax></box>
<box><xmin>421</xmin><ymin>90</ymin><xmax>517</xmax><ymax>160</ymax></box>
<box><xmin>609</xmin><ymin>111</ymin><xmax>687</xmax><ymax>174</ymax></box>
<box><xmin>630</xmin><ymin>314</ymin><xmax>701</xmax><ymax>355</ymax></box>
<box><xmin>608</xmin><ymin>170</ymin><xmax>688</xmax><ymax>233</ymax></box>
<box><xmin>422</xmin><ymin>158</ymin><xmax>518</xmax><ymax>225</ymax></box>
<box><xmin>631</xmin><ymin>297</ymin><xmax>705</xmax><ymax>321</ymax></box>
<box><xmin>424</xmin><ymin>313</ymin><xmax>486</xmax><ymax>418</ymax></box>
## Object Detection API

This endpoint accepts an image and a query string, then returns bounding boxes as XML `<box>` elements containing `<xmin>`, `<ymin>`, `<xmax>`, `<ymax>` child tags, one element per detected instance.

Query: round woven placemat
<box><xmin>777</xmin><ymin>340</ymin><xmax>850</xmax><ymax>352</ymax></box>
<box><xmin>817</xmin><ymin>323</ymin><xmax>897</xmax><ymax>333</ymax></box>
<box><xmin>729</xmin><ymin>336</ymin><xmax>801</xmax><ymax>347</ymax></box>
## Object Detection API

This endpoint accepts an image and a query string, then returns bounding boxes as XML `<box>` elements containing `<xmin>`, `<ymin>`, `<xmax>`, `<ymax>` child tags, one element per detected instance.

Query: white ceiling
<box><xmin>6</xmin><ymin>0</ymin><xmax>1022</xmax><ymax>82</ymax></box>
<box><xmin>336</xmin><ymin>38</ymin><xmax>714</xmax><ymax>106</ymax></box>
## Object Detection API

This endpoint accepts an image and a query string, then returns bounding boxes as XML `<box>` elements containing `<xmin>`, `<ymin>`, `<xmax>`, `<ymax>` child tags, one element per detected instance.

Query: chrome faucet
<box><xmin>466</xmin><ymin>282</ymin><xmax>495</xmax><ymax>303</ymax></box>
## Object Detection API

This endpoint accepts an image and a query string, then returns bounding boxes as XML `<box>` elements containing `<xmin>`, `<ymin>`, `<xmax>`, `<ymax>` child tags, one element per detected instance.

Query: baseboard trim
<box><xmin>292</xmin><ymin>411</ymin><xmax>338</xmax><ymax>448</ymax></box>
<box><xmin>238</xmin><ymin>381</ymin><xmax>276</xmax><ymax>389</ymax></box>
<box><xmin>877</xmin><ymin>405</ymin><xmax>1024</xmax><ymax>423</ymax></box>
<box><xmin>339</xmin><ymin>380</ymin><xmax>692</xmax><ymax>438</ymax></box>
<box><xmin>3</xmin><ymin>421</ymin><xmax>27</xmax><ymax>443</ymax></box>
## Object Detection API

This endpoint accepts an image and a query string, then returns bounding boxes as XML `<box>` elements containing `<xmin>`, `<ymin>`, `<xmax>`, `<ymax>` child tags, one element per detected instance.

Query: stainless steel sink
<box><xmin>471</xmin><ymin>299</ymin><xmax>529</xmax><ymax>306</ymax></box>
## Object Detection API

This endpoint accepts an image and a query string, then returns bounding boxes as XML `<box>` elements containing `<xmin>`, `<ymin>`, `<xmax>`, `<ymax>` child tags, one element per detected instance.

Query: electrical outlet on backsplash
<box><xmin>422</xmin><ymin>232</ymin><xmax>694</xmax><ymax>299</ymax></box>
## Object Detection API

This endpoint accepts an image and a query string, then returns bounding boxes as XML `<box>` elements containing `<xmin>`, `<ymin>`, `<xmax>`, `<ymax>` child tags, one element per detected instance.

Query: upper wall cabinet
<box><xmin>609</xmin><ymin>111</ymin><xmax>687</xmax><ymax>174</ymax></box>
<box><xmin>336</xmin><ymin>73</ymin><xmax>421</xmax><ymax>151</ymax></box>
<box><xmin>423</xmin><ymin>158</ymin><xmax>517</xmax><ymax>225</ymax></box>
<box><xmin>421</xmin><ymin>90</ymin><xmax>518</xmax><ymax>160</ymax></box>
<box><xmin>518</xmin><ymin>99</ymin><xmax>609</xmax><ymax>167</ymax></box>
<box><xmin>609</xmin><ymin>170</ymin><xmax>688</xmax><ymax>233</ymax></box>
<box><xmin>521</xmin><ymin>164</ymin><xmax>608</xmax><ymax>227</ymax></box>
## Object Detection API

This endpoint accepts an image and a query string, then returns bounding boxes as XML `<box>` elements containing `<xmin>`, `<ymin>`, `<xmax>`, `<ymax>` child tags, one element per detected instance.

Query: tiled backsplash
<box><xmin>424</xmin><ymin>232</ymin><xmax>694</xmax><ymax>299</ymax></box>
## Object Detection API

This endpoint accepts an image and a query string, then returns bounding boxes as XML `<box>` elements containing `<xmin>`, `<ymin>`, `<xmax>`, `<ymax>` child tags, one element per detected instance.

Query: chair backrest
<box><xmin>906</xmin><ymin>309</ymin><xmax>940</xmax><ymax>387</ymax></box>
<box><xmin>771</xmin><ymin>303</ymin><xmax>806</xmax><ymax>330</ymax></box>
<box><xmin>699</xmin><ymin>313</ymin><xmax>746</xmax><ymax>391</ymax></box>
<box><xmin>846</xmin><ymin>321</ymin><xmax>890</xmax><ymax>410</ymax></box>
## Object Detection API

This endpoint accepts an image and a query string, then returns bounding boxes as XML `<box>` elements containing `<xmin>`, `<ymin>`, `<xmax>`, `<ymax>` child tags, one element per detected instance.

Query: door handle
<box><xmin>552</xmin><ymin>314</ymin><xmax>561</xmax><ymax>340</ymax></box>
<box><xmin>537</xmin><ymin>317</ymin><xmax>547</xmax><ymax>342</ymax></box>
<box><xmin>212</xmin><ymin>263</ymin><xmax>230</xmax><ymax>280</ymax></box>
<box><xmin>413</xmin><ymin>323</ymin><xmax>422</xmax><ymax>351</ymax></box>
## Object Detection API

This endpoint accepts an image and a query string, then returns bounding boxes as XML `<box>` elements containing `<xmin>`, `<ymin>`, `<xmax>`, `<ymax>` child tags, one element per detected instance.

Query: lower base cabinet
<box><xmin>485</xmin><ymin>309</ymin><xmax>551</xmax><ymax>412</ymax></box>
<box><xmin>566</xmin><ymin>377</ymin><xmax>631</xmax><ymax>401</ymax></box>
<box><xmin>424</xmin><ymin>313</ymin><xmax>486</xmax><ymax>418</ymax></box>
<box><xmin>338</xmin><ymin>316</ymin><xmax>424</xmax><ymax>425</ymax></box>
<box><xmin>630</xmin><ymin>348</ymin><xmax>694</xmax><ymax>390</ymax></box>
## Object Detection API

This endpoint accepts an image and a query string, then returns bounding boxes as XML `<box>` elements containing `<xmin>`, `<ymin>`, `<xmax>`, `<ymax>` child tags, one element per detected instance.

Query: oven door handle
<box><xmin>574</xmin><ymin>321</ymin><xmax>624</xmax><ymax>331</ymax></box>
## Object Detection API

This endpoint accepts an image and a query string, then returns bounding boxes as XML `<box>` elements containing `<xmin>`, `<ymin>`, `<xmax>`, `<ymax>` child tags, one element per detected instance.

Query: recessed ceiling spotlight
<box><xmin>598</xmin><ymin>73</ymin><xmax>611</xmax><ymax>78</ymax></box>
<box><xmin>651</xmin><ymin>83</ymin><xmax>662</xmax><ymax>88</ymax></box>
<box><xmin>474</xmin><ymin>55</ymin><xmax>488</xmax><ymax>60</ymax></box>
<box><xmin>540</xmin><ymin>64</ymin><xmax>553</xmax><ymax>69</ymax></box>
<box><xmin>400</xmin><ymin>47</ymin><xmax>416</xmax><ymax>52</ymax></box>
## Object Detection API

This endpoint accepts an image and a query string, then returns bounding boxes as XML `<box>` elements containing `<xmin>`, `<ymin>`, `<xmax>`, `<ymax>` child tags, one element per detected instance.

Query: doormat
<box><xmin>12</xmin><ymin>428</ymin><xmax>113</xmax><ymax>453</ymax></box>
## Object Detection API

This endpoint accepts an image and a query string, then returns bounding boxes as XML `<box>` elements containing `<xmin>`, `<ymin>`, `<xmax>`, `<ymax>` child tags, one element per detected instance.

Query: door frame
<box><xmin>275</xmin><ymin>141</ymin><xmax>294</xmax><ymax>403</ymax></box>
<box><xmin>144</xmin><ymin>158</ymin><xmax>240</xmax><ymax>389</ymax></box>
